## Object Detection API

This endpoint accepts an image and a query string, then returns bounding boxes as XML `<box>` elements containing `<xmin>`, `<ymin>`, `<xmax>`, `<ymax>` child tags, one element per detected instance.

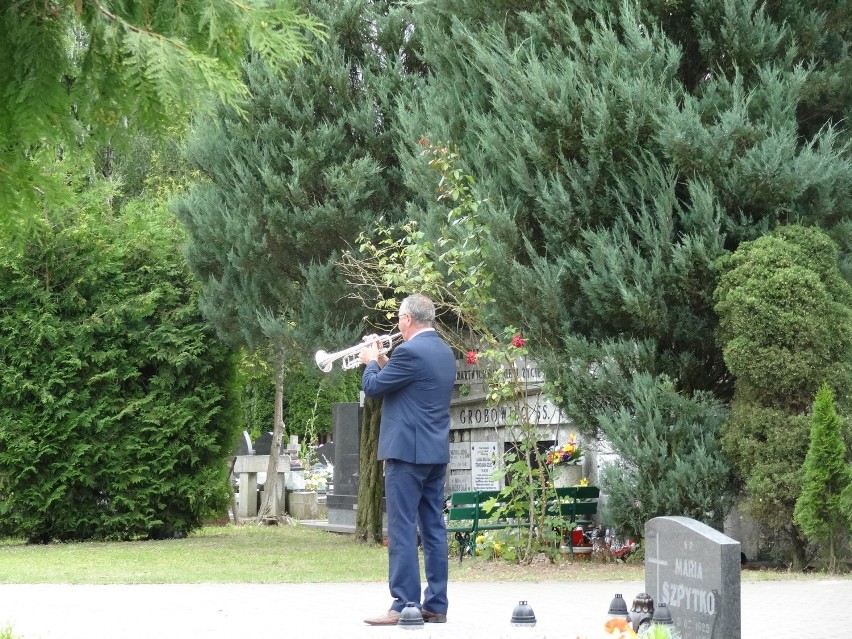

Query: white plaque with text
<box><xmin>470</xmin><ymin>441</ymin><xmax>500</xmax><ymax>490</ymax></box>
<box><xmin>449</xmin><ymin>442</ymin><xmax>471</xmax><ymax>470</ymax></box>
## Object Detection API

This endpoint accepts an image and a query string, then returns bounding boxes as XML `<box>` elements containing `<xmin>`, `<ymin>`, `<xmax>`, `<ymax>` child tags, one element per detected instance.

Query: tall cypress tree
<box><xmin>392</xmin><ymin>0</ymin><xmax>852</xmax><ymax>540</ymax></box>
<box><xmin>794</xmin><ymin>384</ymin><xmax>852</xmax><ymax>573</ymax></box>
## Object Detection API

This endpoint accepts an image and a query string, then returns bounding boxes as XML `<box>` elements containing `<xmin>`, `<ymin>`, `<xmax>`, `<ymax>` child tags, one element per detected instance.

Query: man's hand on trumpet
<box><xmin>359</xmin><ymin>334</ymin><xmax>389</xmax><ymax>368</ymax></box>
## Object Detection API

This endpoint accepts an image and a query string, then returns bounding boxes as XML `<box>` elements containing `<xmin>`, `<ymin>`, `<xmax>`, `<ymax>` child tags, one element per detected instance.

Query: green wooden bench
<box><xmin>444</xmin><ymin>485</ymin><xmax>600</xmax><ymax>561</ymax></box>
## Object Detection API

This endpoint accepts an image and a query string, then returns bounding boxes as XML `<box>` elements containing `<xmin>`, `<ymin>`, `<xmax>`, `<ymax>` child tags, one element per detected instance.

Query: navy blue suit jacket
<box><xmin>361</xmin><ymin>330</ymin><xmax>456</xmax><ymax>464</ymax></box>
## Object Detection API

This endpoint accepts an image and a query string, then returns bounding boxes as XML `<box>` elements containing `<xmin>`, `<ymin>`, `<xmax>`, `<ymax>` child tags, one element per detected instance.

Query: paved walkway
<box><xmin>1</xmin><ymin>579</ymin><xmax>849</xmax><ymax>638</ymax></box>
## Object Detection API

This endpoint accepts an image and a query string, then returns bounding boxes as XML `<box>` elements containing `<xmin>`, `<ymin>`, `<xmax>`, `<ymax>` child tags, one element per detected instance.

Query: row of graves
<box><xmin>231</xmin><ymin>430</ymin><xmax>335</xmax><ymax>520</ymax></box>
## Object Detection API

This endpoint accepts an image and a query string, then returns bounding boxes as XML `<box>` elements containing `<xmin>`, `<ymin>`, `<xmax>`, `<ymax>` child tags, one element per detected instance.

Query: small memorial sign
<box><xmin>645</xmin><ymin>516</ymin><xmax>741</xmax><ymax>639</ymax></box>
<box><xmin>449</xmin><ymin>442</ymin><xmax>472</xmax><ymax>470</ymax></box>
<box><xmin>470</xmin><ymin>442</ymin><xmax>499</xmax><ymax>490</ymax></box>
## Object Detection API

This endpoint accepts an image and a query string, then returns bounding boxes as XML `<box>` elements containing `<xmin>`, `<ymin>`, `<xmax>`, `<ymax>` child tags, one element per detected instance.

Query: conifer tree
<box><xmin>0</xmin><ymin>196</ymin><xmax>236</xmax><ymax>542</ymax></box>
<box><xmin>391</xmin><ymin>0</ymin><xmax>852</xmax><ymax>544</ymax></box>
<box><xmin>715</xmin><ymin>226</ymin><xmax>852</xmax><ymax>566</ymax></box>
<box><xmin>173</xmin><ymin>0</ymin><xmax>416</xmax><ymax>522</ymax></box>
<box><xmin>794</xmin><ymin>384</ymin><xmax>852</xmax><ymax>573</ymax></box>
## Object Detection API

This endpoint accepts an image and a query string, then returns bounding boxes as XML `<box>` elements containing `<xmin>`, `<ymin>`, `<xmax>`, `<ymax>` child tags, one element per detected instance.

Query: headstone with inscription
<box><xmin>645</xmin><ymin>516</ymin><xmax>741</xmax><ymax>639</ymax></box>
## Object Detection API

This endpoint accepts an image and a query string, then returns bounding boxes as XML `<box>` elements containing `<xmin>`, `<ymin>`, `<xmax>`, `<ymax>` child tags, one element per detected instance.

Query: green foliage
<box><xmin>174</xmin><ymin>0</ymin><xmax>413</xmax><ymax>355</ymax></box>
<box><xmin>1</xmin><ymin>0</ymin><xmax>325</xmax><ymax>216</ymax></box>
<box><xmin>0</xmin><ymin>200</ymin><xmax>237</xmax><ymax>542</ymax></box>
<box><xmin>716</xmin><ymin>226</ymin><xmax>852</xmax><ymax>411</ymax></box>
<box><xmin>794</xmin><ymin>384</ymin><xmax>852</xmax><ymax>572</ymax></box>
<box><xmin>598</xmin><ymin>373</ymin><xmax>730</xmax><ymax>539</ymax></box>
<box><xmin>393</xmin><ymin>0</ymin><xmax>852</xmax><ymax>545</ymax></box>
<box><xmin>284</xmin><ymin>364</ymin><xmax>361</xmax><ymax>442</ymax></box>
<box><xmin>715</xmin><ymin>225</ymin><xmax>852</xmax><ymax>566</ymax></box>
<box><xmin>720</xmin><ymin>402</ymin><xmax>810</xmax><ymax>534</ymax></box>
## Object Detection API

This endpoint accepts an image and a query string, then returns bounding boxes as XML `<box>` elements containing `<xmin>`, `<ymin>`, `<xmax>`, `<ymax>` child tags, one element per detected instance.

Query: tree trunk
<box><xmin>788</xmin><ymin>526</ymin><xmax>809</xmax><ymax>571</ymax></box>
<box><xmin>356</xmin><ymin>396</ymin><xmax>384</xmax><ymax>543</ymax></box>
<box><xmin>258</xmin><ymin>348</ymin><xmax>287</xmax><ymax>521</ymax></box>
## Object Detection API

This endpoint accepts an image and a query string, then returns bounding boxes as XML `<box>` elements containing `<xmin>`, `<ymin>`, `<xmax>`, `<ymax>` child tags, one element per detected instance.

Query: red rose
<box><xmin>511</xmin><ymin>333</ymin><xmax>526</xmax><ymax>348</ymax></box>
<box><xmin>466</xmin><ymin>351</ymin><xmax>479</xmax><ymax>365</ymax></box>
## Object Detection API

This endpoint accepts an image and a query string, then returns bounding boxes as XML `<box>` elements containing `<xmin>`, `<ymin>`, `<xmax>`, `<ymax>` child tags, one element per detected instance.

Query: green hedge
<box><xmin>0</xmin><ymin>205</ymin><xmax>237</xmax><ymax>542</ymax></box>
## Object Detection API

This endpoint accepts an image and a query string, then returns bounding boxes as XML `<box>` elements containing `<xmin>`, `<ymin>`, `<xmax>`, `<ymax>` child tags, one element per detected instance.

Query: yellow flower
<box><xmin>476</xmin><ymin>535</ymin><xmax>486</xmax><ymax>544</ymax></box>
<box><xmin>579</xmin><ymin>477</ymin><xmax>589</xmax><ymax>486</ymax></box>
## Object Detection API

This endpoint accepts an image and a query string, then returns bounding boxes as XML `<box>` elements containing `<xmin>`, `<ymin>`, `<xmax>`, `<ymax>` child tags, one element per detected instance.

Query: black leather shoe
<box><xmin>422</xmin><ymin>609</ymin><xmax>447</xmax><ymax>623</ymax></box>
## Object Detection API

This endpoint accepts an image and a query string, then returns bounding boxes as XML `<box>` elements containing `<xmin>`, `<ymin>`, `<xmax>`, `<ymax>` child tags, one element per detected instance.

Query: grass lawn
<box><xmin>0</xmin><ymin>523</ymin><xmax>842</xmax><ymax>584</ymax></box>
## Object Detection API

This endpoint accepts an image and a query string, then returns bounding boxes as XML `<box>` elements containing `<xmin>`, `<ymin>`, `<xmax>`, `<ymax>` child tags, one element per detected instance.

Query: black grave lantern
<box><xmin>652</xmin><ymin>602</ymin><xmax>674</xmax><ymax>626</ymax></box>
<box><xmin>607</xmin><ymin>593</ymin><xmax>629</xmax><ymax>620</ymax></box>
<box><xmin>629</xmin><ymin>592</ymin><xmax>654</xmax><ymax>633</ymax></box>
<box><xmin>398</xmin><ymin>602</ymin><xmax>425</xmax><ymax>629</ymax></box>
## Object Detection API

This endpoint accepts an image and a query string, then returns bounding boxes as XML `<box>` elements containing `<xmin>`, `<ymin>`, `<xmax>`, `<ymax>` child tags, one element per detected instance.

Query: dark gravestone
<box><xmin>316</xmin><ymin>441</ymin><xmax>336</xmax><ymax>467</ymax></box>
<box><xmin>234</xmin><ymin>431</ymin><xmax>253</xmax><ymax>456</ymax></box>
<box><xmin>326</xmin><ymin>402</ymin><xmax>361</xmax><ymax>528</ymax></box>
<box><xmin>253</xmin><ymin>432</ymin><xmax>274</xmax><ymax>456</ymax></box>
<box><xmin>645</xmin><ymin>516</ymin><xmax>741</xmax><ymax>639</ymax></box>
<box><xmin>330</xmin><ymin>403</ymin><xmax>361</xmax><ymax>496</ymax></box>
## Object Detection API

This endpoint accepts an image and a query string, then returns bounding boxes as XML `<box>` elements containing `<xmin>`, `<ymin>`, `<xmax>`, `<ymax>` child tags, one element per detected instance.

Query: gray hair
<box><xmin>400</xmin><ymin>294</ymin><xmax>435</xmax><ymax>326</ymax></box>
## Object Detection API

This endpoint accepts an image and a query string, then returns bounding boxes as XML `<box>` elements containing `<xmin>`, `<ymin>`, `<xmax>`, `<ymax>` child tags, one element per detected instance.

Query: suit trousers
<box><xmin>384</xmin><ymin>459</ymin><xmax>449</xmax><ymax>615</ymax></box>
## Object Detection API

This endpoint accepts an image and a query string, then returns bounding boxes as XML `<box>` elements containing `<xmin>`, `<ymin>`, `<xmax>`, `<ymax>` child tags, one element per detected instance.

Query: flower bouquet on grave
<box><xmin>545</xmin><ymin>433</ymin><xmax>585</xmax><ymax>487</ymax></box>
<box><xmin>545</xmin><ymin>432</ymin><xmax>584</xmax><ymax>466</ymax></box>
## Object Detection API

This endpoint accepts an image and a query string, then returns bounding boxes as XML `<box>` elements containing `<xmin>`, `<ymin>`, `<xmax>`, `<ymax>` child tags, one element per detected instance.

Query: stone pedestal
<box><xmin>234</xmin><ymin>455</ymin><xmax>290</xmax><ymax>518</ymax></box>
<box><xmin>552</xmin><ymin>464</ymin><xmax>583</xmax><ymax>488</ymax></box>
<box><xmin>288</xmin><ymin>491</ymin><xmax>319</xmax><ymax>520</ymax></box>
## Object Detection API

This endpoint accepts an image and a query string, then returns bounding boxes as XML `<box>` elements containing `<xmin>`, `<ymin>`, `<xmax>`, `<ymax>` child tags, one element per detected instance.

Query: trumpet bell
<box><xmin>315</xmin><ymin>350</ymin><xmax>333</xmax><ymax>373</ymax></box>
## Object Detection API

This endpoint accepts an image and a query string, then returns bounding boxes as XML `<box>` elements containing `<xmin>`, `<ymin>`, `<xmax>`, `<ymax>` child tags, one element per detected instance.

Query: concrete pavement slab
<box><xmin>1</xmin><ymin>579</ymin><xmax>849</xmax><ymax>638</ymax></box>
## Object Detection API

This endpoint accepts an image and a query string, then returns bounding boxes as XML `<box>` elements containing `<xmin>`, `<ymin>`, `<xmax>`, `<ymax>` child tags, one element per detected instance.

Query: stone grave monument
<box><xmin>645</xmin><ymin>516</ymin><xmax>741</xmax><ymax>639</ymax></box>
<box><xmin>326</xmin><ymin>402</ymin><xmax>361</xmax><ymax>531</ymax></box>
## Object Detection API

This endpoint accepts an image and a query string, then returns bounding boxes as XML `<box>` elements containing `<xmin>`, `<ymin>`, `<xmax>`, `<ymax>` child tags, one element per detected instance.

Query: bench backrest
<box><xmin>447</xmin><ymin>490</ymin><xmax>506</xmax><ymax>523</ymax></box>
<box><xmin>447</xmin><ymin>486</ymin><xmax>600</xmax><ymax>524</ymax></box>
<box><xmin>552</xmin><ymin>485</ymin><xmax>600</xmax><ymax>523</ymax></box>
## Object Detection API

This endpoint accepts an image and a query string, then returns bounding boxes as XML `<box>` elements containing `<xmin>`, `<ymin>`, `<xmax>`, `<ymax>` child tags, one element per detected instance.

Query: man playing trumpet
<box><xmin>359</xmin><ymin>294</ymin><xmax>456</xmax><ymax>626</ymax></box>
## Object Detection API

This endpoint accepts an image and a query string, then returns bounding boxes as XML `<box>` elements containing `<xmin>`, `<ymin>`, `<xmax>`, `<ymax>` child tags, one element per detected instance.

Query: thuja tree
<box><xmin>715</xmin><ymin>225</ymin><xmax>852</xmax><ymax>568</ymax></box>
<box><xmin>394</xmin><ymin>0</ymin><xmax>817</xmax><ymax>536</ymax></box>
<box><xmin>0</xmin><ymin>198</ymin><xmax>236</xmax><ymax>543</ymax></box>
<box><xmin>794</xmin><ymin>384</ymin><xmax>852</xmax><ymax>573</ymax></box>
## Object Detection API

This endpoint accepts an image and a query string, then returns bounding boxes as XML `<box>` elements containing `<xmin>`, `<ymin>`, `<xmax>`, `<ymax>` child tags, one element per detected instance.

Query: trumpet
<box><xmin>315</xmin><ymin>332</ymin><xmax>402</xmax><ymax>373</ymax></box>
